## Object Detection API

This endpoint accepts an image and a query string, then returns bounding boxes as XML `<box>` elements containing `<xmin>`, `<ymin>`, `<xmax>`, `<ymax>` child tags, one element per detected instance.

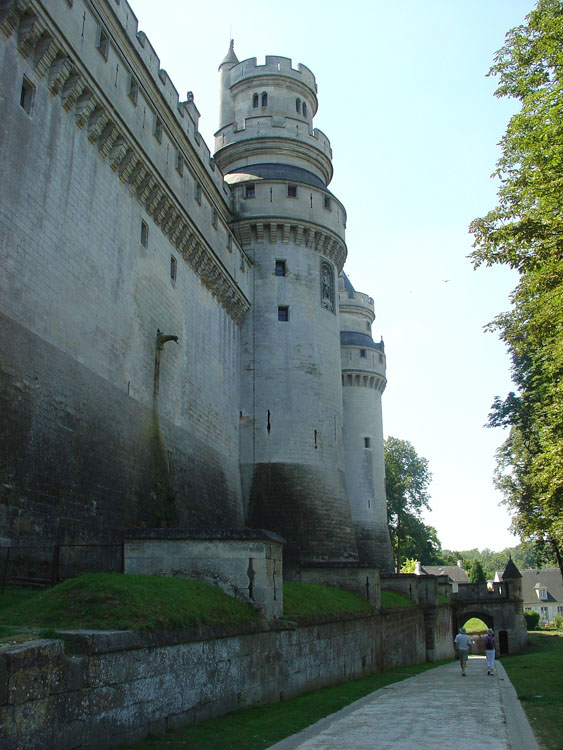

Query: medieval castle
<box><xmin>0</xmin><ymin>0</ymin><xmax>395</xmax><ymax>573</ymax></box>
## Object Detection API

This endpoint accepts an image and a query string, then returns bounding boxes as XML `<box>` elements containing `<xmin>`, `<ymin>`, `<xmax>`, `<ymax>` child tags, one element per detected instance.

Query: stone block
<box><xmin>167</xmin><ymin>707</ymin><xmax>195</xmax><ymax>731</ymax></box>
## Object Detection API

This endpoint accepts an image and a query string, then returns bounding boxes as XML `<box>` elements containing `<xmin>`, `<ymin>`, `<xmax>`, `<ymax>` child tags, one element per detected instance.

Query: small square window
<box><xmin>140</xmin><ymin>220</ymin><xmax>148</xmax><ymax>247</ymax></box>
<box><xmin>176</xmin><ymin>151</ymin><xmax>184</xmax><ymax>175</ymax></box>
<box><xmin>153</xmin><ymin>116</ymin><xmax>162</xmax><ymax>143</ymax></box>
<box><xmin>278</xmin><ymin>306</ymin><xmax>289</xmax><ymax>322</ymax></box>
<box><xmin>245</xmin><ymin>184</ymin><xmax>255</xmax><ymax>199</ymax></box>
<box><xmin>287</xmin><ymin>185</ymin><xmax>297</xmax><ymax>198</ymax></box>
<box><xmin>324</xmin><ymin>196</ymin><xmax>332</xmax><ymax>210</ymax></box>
<box><xmin>360</xmin><ymin>349</ymin><xmax>367</xmax><ymax>358</ymax></box>
<box><xmin>20</xmin><ymin>77</ymin><xmax>35</xmax><ymax>114</ymax></box>
<box><xmin>275</xmin><ymin>260</ymin><xmax>286</xmax><ymax>277</ymax></box>
<box><xmin>170</xmin><ymin>255</ymin><xmax>177</xmax><ymax>281</ymax></box>
<box><xmin>128</xmin><ymin>75</ymin><xmax>138</xmax><ymax>105</ymax></box>
<box><xmin>364</xmin><ymin>437</ymin><xmax>371</xmax><ymax>448</ymax></box>
<box><xmin>97</xmin><ymin>26</ymin><xmax>109</xmax><ymax>60</ymax></box>
<box><xmin>195</xmin><ymin>182</ymin><xmax>202</xmax><ymax>204</ymax></box>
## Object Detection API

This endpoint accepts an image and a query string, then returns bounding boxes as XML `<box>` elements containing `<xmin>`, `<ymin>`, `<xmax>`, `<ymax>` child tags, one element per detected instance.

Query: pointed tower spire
<box><xmin>219</xmin><ymin>39</ymin><xmax>238</xmax><ymax>69</ymax></box>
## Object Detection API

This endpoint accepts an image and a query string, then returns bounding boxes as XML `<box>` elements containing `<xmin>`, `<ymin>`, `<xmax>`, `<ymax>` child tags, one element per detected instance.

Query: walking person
<box><xmin>484</xmin><ymin>628</ymin><xmax>496</xmax><ymax>675</ymax></box>
<box><xmin>454</xmin><ymin>626</ymin><xmax>472</xmax><ymax>676</ymax></box>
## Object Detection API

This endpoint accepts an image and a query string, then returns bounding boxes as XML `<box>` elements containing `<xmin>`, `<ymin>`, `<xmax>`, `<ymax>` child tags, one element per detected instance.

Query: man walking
<box><xmin>454</xmin><ymin>626</ymin><xmax>472</xmax><ymax>676</ymax></box>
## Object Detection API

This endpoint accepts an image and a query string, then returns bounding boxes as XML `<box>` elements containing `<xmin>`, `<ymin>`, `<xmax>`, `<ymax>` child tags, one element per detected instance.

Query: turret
<box><xmin>216</xmin><ymin>48</ymin><xmax>356</xmax><ymax>569</ymax></box>
<box><xmin>339</xmin><ymin>273</ymin><xmax>394</xmax><ymax>572</ymax></box>
<box><xmin>218</xmin><ymin>40</ymin><xmax>239</xmax><ymax>132</ymax></box>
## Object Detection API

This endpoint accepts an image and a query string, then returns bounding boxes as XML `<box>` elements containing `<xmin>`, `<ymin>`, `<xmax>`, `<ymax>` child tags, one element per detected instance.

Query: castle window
<box><xmin>261</xmin><ymin>92</ymin><xmax>268</xmax><ymax>107</ymax></box>
<box><xmin>275</xmin><ymin>260</ymin><xmax>286</xmax><ymax>277</ymax></box>
<box><xmin>324</xmin><ymin>196</ymin><xmax>332</xmax><ymax>211</ymax></box>
<box><xmin>366</xmin><ymin>321</ymin><xmax>371</xmax><ymax>331</ymax></box>
<box><xmin>176</xmin><ymin>151</ymin><xmax>184</xmax><ymax>175</ymax></box>
<box><xmin>227</xmin><ymin>235</ymin><xmax>233</xmax><ymax>253</ymax></box>
<box><xmin>128</xmin><ymin>75</ymin><xmax>138</xmax><ymax>105</ymax></box>
<box><xmin>153</xmin><ymin>116</ymin><xmax>162</xmax><ymax>143</ymax></box>
<box><xmin>245</xmin><ymin>184</ymin><xmax>255</xmax><ymax>198</ymax></box>
<box><xmin>364</xmin><ymin>437</ymin><xmax>371</xmax><ymax>448</ymax></box>
<box><xmin>287</xmin><ymin>185</ymin><xmax>297</xmax><ymax>198</ymax></box>
<box><xmin>170</xmin><ymin>255</ymin><xmax>177</xmax><ymax>281</ymax></box>
<box><xmin>320</xmin><ymin>261</ymin><xmax>335</xmax><ymax>313</ymax></box>
<box><xmin>212</xmin><ymin>208</ymin><xmax>218</xmax><ymax>228</ymax></box>
<box><xmin>278</xmin><ymin>306</ymin><xmax>289</xmax><ymax>322</ymax></box>
<box><xmin>19</xmin><ymin>77</ymin><xmax>35</xmax><ymax>114</ymax></box>
<box><xmin>302</xmin><ymin>102</ymin><xmax>307</xmax><ymax>116</ymax></box>
<box><xmin>252</xmin><ymin>93</ymin><xmax>259</xmax><ymax>108</ymax></box>
<box><xmin>360</xmin><ymin>349</ymin><xmax>367</xmax><ymax>358</ymax></box>
<box><xmin>97</xmin><ymin>26</ymin><xmax>109</xmax><ymax>60</ymax></box>
<box><xmin>195</xmin><ymin>182</ymin><xmax>202</xmax><ymax>204</ymax></box>
<box><xmin>140</xmin><ymin>220</ymin><xmax>148</xmax><ymax>247</ymax></box>
<box><xmin>296</xmin><ymin>97</ymin><xmax>301</xmax><ymax>113</ymax></box>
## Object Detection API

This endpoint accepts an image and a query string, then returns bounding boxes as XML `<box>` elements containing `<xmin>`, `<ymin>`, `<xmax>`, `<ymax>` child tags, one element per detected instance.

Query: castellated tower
<box><xmin>215</xmin><ymin>43</ymin><xmax>359</xmax><ymax>568</ymax></box>
<box><xmin>339</xmin><ymin>274</ymin><xmax>394</xmax><ymax>572</ymax></box>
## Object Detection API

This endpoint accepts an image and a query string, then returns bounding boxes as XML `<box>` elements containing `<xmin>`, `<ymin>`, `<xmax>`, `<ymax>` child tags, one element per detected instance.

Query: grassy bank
<box><xmin>501</xmin><ymin>631</ymin><xmax>563</xmax><ymax>750</ymax></box>
<box><xmin>121</xmin><ymin>660</ymin><xmax>444</xmax><ymax>750</ymax></box>
<box><xmin>0</xmin><ymin>575</ymin><xmax>383</xmax><ymax>633</ymax></box>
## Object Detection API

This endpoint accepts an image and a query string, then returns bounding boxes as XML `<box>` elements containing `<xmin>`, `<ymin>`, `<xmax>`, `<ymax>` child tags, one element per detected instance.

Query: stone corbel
<box><xmin>33</xmin><ymin>33</ymin><xmax>58</xmax><ymax>77</ymax></box>
<box><xmin>60</xmin><ymin>73</ymin><xmax>84</xmax><ymax>112</ymax></box>
<box><xmin>75</xmin><ymin>90</ymin><xmax>97</xmax><ymax>128</ymax></box>
<box><xmin>17</xmin><ymin>13</ymin><xmax>43</xmax><ymax>58</ymax></box>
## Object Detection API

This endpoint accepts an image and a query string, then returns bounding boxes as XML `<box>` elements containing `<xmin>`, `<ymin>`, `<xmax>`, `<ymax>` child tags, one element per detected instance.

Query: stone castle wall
<box><xmin>0</xmin><ymin>607</ymin><xmax>434</xmax><ymax>749</ymax></box>
<box><xmin>0</xmin><ymin>0</ymin><xmax>250</xmax><ymax>544</ymax></box>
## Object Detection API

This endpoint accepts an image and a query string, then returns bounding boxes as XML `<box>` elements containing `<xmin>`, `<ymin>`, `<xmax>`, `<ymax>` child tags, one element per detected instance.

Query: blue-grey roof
<box><xmin>341</xmin><ymin>272</ymin><xmax>355</xmax><ymax>298</ymax></box>
<box><xmin>340</xmin><ymin>332</ymin><xmax>384</xmax><ymax>351</ymax></box>
<box><xmin>226</xmin><ymin>163</ymin><xmax>329</xmax><ymax>192</ymax></box>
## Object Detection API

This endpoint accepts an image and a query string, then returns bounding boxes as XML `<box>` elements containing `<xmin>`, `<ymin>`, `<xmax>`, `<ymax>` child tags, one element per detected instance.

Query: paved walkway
<box><xmin>266</xmin><ymin>657</ymin><xmax>538</xmax><ymax>750</ymax></box>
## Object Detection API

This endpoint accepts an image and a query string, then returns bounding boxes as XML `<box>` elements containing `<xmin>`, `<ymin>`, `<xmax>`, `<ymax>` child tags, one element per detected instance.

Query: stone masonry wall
<box><xmin>0</xmin><ymin>608</ymin><xmax>439</xmax><ymax>749</ymax></box>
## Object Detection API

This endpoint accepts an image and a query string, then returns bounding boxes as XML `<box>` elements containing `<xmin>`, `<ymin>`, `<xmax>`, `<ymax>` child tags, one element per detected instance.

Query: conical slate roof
<box><xmin>220</xmin><ymin>39</ymin><xmax>239</xmax><ymax>68</ymax></box>
<box><xmin>503</xmin><ymin>557</ymin><xmax>522</xmax><ymax>579</ymax></box>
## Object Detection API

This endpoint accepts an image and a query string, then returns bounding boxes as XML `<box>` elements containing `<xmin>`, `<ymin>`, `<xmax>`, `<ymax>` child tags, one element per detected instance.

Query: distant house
<box><xmin>415</xmin><ymin>560</ymin><xmax>469</xmax><ymax>592</ymax></box>
<box><xmin>496</xmin><ymin>568</ymin><xmax>563</xmax><ymax>624</ymax></box>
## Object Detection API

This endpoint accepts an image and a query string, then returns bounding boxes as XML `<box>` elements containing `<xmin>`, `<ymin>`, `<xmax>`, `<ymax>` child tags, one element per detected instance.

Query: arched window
<box><xmin>296</xmin><ymin>97</ymin><xmax>301</xmax><ymax>113</ymax></box>
<box><xmin>302</xmin><ymin>102</ymin><xmax>307</xmax><ymax>117</ymax></box>
<box><xmin>261</xmin><ymin>92</ymin><xmax>268</xmax><ymax>107</ymax></box>
<box><xmin>252</xmin><ymin>93</ymin><xmax>259</xmax><ymax>108</ymax></box>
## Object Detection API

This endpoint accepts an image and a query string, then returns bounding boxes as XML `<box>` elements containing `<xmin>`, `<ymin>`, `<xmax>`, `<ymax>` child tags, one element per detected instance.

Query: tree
<box><xmin>384</xmin><ymin>437</ymin><xmax>432</xmax><ymax>572</ymax></box>
<box><xmin>469</xmin><ymin>0</ymin><xmax>563</xmax><ymax>580</ymax></box>
<box><xmin>468</xmin><ymin>560</ymin><xmax>487</xmax><ymax>583</ymax></box>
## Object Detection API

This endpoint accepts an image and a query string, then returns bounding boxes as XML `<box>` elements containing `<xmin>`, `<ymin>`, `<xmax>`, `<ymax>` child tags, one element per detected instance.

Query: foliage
<box><xmin>0</xmin><ymin>574</ymin><xmax>261</xmax><ymax>631</ymax></box>
<box><xmin>124</xmin><ymin>661</ymin><xmax>447</xmax><ymax>750</ymax></box>
<box><xmin>463</xmin><ymin>617</ymin><xmax>488</xmax><ymax>634</ymax></box>
<box><xmin>524</xmin><ymin>608</ymin><xmax>541</xmax><ymax>630</ymax></box>
<box><xmin>469</xmin><ymin>0</ymin><xmax>563</xmax><ymax>579</ymax></box>
<box><xmin>385</xmin><ymin>437</ymin><xmax>433</xmax><ymax>572</ymax></box>
<box><xmin>400</xmin><ymin>558</ymin><xmax>417</xmax><ymax>573</ymax></box>
<box><xmin>554</xmin><ymin>614</ymin><xmax>563</xmax><ymax>630</ymax></box>
<box><xmin>501</xmin><ymin>632</ymin><xmax>563</xmax><ymax>750</ymax></box>
<box><xmin>282</xmin><ymin>582</ymin><xmax>374</xmax><ymax>623</ymax></box>
<box><xmin>438</xmin><ymin>542</ymin><xmax>554</xmax><ymax>580</ymax></box>
<box><xmin>468</xmin><ymin>560</ymin><xmax>487</xmax><ymax>583</ymax></box>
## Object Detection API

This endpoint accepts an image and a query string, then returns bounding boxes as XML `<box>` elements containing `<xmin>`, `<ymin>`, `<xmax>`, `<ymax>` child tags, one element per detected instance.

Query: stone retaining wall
<box><xmin>0</xmin><ymin>607</ymin><xmax>443</xmax><ymax>749</ymax></box>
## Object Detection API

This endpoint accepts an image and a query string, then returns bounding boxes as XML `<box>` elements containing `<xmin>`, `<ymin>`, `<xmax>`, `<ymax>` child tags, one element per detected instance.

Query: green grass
<box><xmin>381</xmin><ymin>590</ymin><xmax>416</xmax><ymax>609</ymax></box>
<box><xmin>0</xmin><ymin>574</ymin><xmax>261</xmax><ymax>631</ymax></box>
<box><xmin>283</xmin><ymin>582</ymin><xmax>375</xmax><ymax>623</ymax></box>
<box><xmin>0</xmin><ymin>587</ymin><xmax>40</xmax><ymax>611</ymax></box>
<box><xmin>464</xmin><ymin>617</ymin><xmax>488</xmax><ymax>634</ymax></box>
<box><xmin>501</xmin><ymin>632</ymin><xmax>563</xmax><ymax>750</ymax></box>
<box><xmin>121</xmin><ymin>660</ymin><xmax>445</xmax><ymax>750</ymax></box>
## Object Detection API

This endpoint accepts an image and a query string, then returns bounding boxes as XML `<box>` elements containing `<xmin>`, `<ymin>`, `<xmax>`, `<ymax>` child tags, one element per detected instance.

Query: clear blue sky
<box><xmin>130</xmin><ymin>0</ymin><xmax>536</xmax><ymax>552</ymax></box>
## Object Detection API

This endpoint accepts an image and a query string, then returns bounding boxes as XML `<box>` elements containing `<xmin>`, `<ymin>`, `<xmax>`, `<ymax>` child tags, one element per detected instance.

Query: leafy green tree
<box><xmin>400</xmin><ymin>558</ymin><xmax>418</xmax><ymax>574</ymax></box>
<box><xmin>468</xmin><ymin>560</ymin><xmax>487</xmax><ymax>583</ymax></box>
<box><xmin>385</xmin><ymin>437</ymin><xmax>432</xmax><ymax>572</ymax></box>
<box><xmin>469</xmin><ymin>0</ymin><xmax>563</xmax><ymax>580</ymax></box>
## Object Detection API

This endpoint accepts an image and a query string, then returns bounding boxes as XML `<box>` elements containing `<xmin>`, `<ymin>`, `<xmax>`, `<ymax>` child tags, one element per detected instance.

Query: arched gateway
<box><xmin>451</xmin><ymin>559</ymin><xmax>528</xmax><ymax>655</ymax></box>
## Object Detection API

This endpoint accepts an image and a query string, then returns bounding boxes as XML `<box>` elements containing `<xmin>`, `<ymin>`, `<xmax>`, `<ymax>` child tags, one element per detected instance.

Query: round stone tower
<box><xmin>215</xmin><ymin>44</ymin><xmax>358</xmax><ymax>568</ymax></box>
<box><xmin>338</xmin><ymin>274</ymin><xmax>394</xmax><ymax>572</ymax></box>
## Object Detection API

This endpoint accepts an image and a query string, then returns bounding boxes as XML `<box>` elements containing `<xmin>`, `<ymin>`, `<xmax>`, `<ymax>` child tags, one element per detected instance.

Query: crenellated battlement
<box><xmin>229</xmin><ymin>56</ymin><xmax>317</xmax><ymax>94</ymax></box>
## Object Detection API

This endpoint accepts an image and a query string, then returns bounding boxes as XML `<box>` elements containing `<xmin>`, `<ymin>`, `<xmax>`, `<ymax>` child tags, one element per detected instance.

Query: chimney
<box><xmin>415</xmin><ymin>561</ymin><xmax>422</xmax><ymax>575</ymax></box>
